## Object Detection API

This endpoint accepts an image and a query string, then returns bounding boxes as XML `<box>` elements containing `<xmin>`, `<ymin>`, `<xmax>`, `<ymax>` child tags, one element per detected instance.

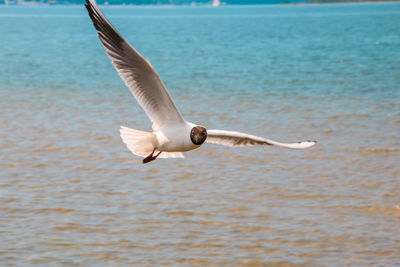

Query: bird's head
<box><xmin>190</xmin><ymin>126</ymin><xmax>207</xmax><ymax>145</ymax></box>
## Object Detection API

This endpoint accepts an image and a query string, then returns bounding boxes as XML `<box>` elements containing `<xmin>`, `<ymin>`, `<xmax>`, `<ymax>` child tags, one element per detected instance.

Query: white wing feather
<box><xmin>206</xmin><ymin>129</ymin><xmax>316</xmax><ymax>149</ymax></box>
<box><xmin>85</xmin><ymin>0</ymin><xmax>185</xmax><ymax>131</ymax></box>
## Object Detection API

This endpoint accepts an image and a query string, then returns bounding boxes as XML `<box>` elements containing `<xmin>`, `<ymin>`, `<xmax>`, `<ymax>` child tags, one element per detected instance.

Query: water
<box><xmin>1</xmin><ymin>3</ymin><xmax>400</xmax><ymax>266</ymax></box>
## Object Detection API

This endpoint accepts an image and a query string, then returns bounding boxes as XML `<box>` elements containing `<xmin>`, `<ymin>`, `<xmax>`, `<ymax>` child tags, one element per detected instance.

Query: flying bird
<box><xmin>84</xmin><ymin>0</ymin><xmax>316</xmax><ymax>164</ymax></box>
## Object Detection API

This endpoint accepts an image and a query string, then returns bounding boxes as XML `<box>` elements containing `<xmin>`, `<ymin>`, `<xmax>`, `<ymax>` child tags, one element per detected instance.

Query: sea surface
<box><xmin>1</xmin><ymin>2</ymin><xmax>399</xmax><ymax>266</ymax></box>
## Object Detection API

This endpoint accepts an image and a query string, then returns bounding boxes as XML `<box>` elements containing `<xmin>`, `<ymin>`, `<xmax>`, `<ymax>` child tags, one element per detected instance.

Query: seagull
<box><xmin>84</xmin><ymin>0</ymin><xmax>316</xmax><ymax>164</ymax></box>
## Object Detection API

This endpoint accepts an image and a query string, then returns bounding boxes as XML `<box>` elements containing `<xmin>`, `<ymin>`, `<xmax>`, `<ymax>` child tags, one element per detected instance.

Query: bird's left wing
<box><xmin>206</xmin><ymin>129</ymin><xmax>316</xmax><ymax>149</ymax></box>
<box><xmin>85</xmin><ymin>0</ymin><xmax>185</xmax><ymax>131</ymax></box>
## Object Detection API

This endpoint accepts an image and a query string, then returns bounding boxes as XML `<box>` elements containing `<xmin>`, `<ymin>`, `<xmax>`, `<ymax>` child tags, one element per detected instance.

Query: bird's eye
<box><xmin>202</xmin><ymin>131</ymin><xmax>206</xmax><ymax>135</ymax></box>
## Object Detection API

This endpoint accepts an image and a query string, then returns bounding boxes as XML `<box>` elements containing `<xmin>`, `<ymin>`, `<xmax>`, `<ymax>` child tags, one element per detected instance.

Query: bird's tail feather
<box><xmin>120</xmin><ymin>126</ymin><xmax>156</xmax><ymax>158</ymax></box>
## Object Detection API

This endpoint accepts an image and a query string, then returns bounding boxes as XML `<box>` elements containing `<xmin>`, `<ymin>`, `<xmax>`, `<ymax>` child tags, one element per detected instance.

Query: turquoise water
<box><xmin>1</xmin><ymin>3</ymin><xmax>400</xmax><ymax>265</ymax></box>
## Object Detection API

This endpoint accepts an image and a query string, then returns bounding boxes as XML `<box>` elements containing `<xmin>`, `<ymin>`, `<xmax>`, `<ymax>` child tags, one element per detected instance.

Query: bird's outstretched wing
<box><xmin>85</xmin><ymin>0</ymin><xmax>185</xmax><ymax>131</ymax></box>
<box><xmin>206</xmin><ymin>129</ymin><xmax>316</xmax><ymax>149</ymax></box>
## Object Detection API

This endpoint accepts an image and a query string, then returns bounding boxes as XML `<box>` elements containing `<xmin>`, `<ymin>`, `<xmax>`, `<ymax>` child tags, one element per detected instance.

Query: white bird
<box><xmin>85</xmin><ymin>0</ymin><xmax>316</xmax><ymax>164</ymax></box>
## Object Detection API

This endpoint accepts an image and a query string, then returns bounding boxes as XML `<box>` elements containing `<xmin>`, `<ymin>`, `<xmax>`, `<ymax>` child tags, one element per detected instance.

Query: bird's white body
<box><xmin>85</xmin><ymin>0</ymin><xmax>316</xmax><ymax>163</ymax></box>
<box><xmin>120</xmin><ymin>121</ymin><xmax>201</xmax><ymax>159</ymax></box>
<box><xmin>155</xmin><ymin>122</ymin><xmax>200</xmax><ymax>152</ymax></box>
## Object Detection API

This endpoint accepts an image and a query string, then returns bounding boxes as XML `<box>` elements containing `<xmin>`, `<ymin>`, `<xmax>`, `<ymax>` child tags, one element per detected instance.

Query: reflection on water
<box><xmin>1</xmin><ymin>3</ymin><xmax>400</xmax><ymax>266</ymax></box>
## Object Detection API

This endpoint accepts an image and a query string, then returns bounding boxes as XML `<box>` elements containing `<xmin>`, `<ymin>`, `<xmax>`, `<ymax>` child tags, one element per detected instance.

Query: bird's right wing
<box><xmin>206</xmin><ymin>129</ymin><xmax>316</xmax><ymax>149</ymax></box>
<box><xmin>85</xmin><ymin>0</ymin><xmax>185</xmax><ymax>131</ymax></box>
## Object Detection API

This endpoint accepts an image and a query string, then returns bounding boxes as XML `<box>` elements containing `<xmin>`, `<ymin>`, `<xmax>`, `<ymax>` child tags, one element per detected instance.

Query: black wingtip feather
<box><xmin>85</xmin><ymin>1</ymin><xmax>102</xmax><ymax>32</ymax></box>
<box><xmin>84</xmin><ymin>0</ymin><xmax>124</xmax><ymax>50</ymax></box>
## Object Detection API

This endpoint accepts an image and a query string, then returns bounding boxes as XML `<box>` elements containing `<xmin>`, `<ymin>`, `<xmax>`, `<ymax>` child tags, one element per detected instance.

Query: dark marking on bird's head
<box><xmin>190</xmin><ymin>126</ymin><xmax>207</xmax><ymax>145</ymax></box>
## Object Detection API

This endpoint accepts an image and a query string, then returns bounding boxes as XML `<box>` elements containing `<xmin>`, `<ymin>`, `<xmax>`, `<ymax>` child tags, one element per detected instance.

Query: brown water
<box><xmin>1</xmin><ymin>3</ymin><xmax>400</xmax><ymax>266</ymax></box>
<box><xmin>1</xmin><ymin>89</ymin><xmax>399</xmax><ymax>266</ymax></box>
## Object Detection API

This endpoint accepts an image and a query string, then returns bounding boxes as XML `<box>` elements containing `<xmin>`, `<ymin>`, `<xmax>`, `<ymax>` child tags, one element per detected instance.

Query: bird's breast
<box><xmin>155</xmin><ymin>125</ymin><xmax>199</xmax><ymax>152</ymax></box>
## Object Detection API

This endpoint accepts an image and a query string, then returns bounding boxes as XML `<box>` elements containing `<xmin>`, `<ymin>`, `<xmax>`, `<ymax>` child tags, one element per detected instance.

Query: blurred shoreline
<box><xmin>2</xmin><ymin>0</ymin><xmax>400</xmax><ymax>6</ymax></box>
